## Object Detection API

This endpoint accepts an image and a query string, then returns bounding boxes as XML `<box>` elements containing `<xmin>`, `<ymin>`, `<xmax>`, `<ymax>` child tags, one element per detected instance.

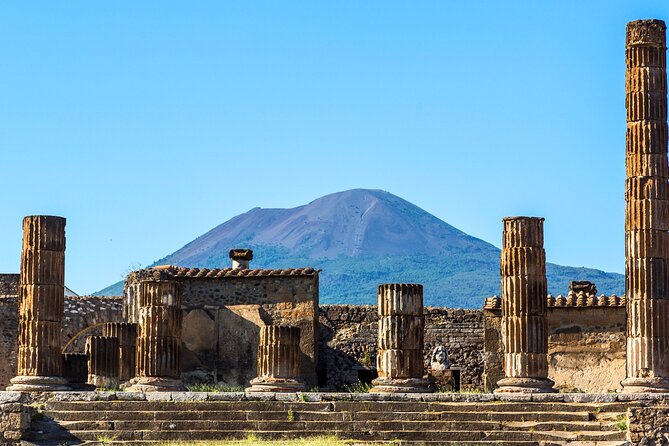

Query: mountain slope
<box><xmin>95</xmin><ymin>189</ymin><xmax>624</xmax><ymax>307</ymax></box>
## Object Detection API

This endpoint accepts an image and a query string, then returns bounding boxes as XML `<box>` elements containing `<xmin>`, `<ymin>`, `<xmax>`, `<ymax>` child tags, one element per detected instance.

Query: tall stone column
<box><xmin>86</xmin><ymin>336</ymin><xmax>120</xmax><ymax>389</ymax></box>
<box><xmin>102</xmin><ymin>322</ymin><xmax>137</xmax><ymax>383</ymax></box>
<box><xmin>495</xmin><ymin>217</ymin><xmax>554</xmax><ymax>393</ymax></box>
<box><xmin>247</xmin><ymin>325</ymin><xmax>305</xmax><ymax>392</ymax></box>
<box><xmin>622</xmin><ymin>19</ymin><xmax>669</xmax><ymax>392</ymax></box>
<box><xmin>370</xmin><ymin>283</ymin><xmax>432</xmax><ymax>393</ymax></box>
<box><xmin>126</xmin><ymin>277</ymin><xmax>184</xmax><ymax>391</ymax></box>
<box><xmin>8</xmin><ymin>216</ymin><xmax>69</xmax><ymax>391</ymax></box>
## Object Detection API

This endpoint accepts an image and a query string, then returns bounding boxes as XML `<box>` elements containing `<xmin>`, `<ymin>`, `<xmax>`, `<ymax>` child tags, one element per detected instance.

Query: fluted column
<box><xmin>126</xmin><ymin>277</ymin><xmax>184</xmax><ymax>391</ymax></box>
<box><xmin>62</xmin><ymin>353</ymin><xmax>88</xmax><ymax>388</ymax></box>
<box><xmin>102</xmin><ymin>322</ymin><xmax>137</xmax><ymax>383</ymax></box>
<box><xmin>86</xmin><ymin>336</ymin><xmax>120</xmax><ymax>389</ymax></box>
<box><xmin>622</xmin><ymin>19</ymin><xmax>669</xmax><ymax>392</ymax></box>
<box><xmin>495</xmin><ymin>217</ymin><xmax>554</xmax><ymax>393</ymax></box>
<box><xmin>8</xmin><ymin>216</ymin><xmax>69</xmax><ymax>391</ymax></box>
<box><xmin>370</xmin><ymin>283</ymin><xmax>432</xmax><ymax>393</ymax></box>
<box><xmin>247</xmin><ymin>325</ymin><xmax>305</xmax><ymax>392</ymax></box>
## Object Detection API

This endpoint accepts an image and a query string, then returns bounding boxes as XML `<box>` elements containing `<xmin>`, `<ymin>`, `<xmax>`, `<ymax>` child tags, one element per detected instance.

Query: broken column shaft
<box><xmin>126</xmin><ymin>276</ymin><xmax>184</xmax><ymax>391</ymax></box>
<box><xmin>495</xmin><ymin>217</ymin><xmax>554</xmax><ymax>393</ymax></box>
<box><xmin>622</xmin><ymin>19</ymin><xmax>669</xmax><ymax>392</ymax></box>
<box><xmin>247</xmin><ymin>325</ymin><xmax>305</xmax><ymax>392</ymax></box>
<box><xmin>86</xmin><ymin>336</ymin><xmax>120</xmax><ymax>389</ymax></box>
<box><xmin>102</xmin><ymin>322</ymin><xmax>137</xmax><ymax>383</ymax></box>
<box><xmin>8</xmin><ymin>216</ymin><xmax>69</xmax><ymax>391</ymax></box>
<box><xmin>370</xmin><ymin>283</ymin><xmax>432</xmax><ymax>393</ymax></box>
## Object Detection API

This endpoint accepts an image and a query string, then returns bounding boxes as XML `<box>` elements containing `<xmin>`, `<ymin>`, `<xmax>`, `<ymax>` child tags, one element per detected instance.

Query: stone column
<box><xmin>86</xmin><ymin>336</ymin><xmax>120</xmax><ymax>389</ymax></box>
<box><xmin>102</xmin><ymin>322</ymin><xmax>137</xmax><ymax>383</ymax></box>
<box><xmin>247</xmin><ymin>325</ymin><xmax>305</xmax><ymax>392</ymax></box>
<box><xmin>495</xmin><ymin>217</ymin><xmax>555</xmax><ymax>393</ymax></box>
<box><xmin>622</xmin><ymin>19</ymin><xmax>669</xmax><ymax>392</ymax></box>
<box><xmin>126</xmin><ymin>277</ymin><xmax>184</xmax><ymax>391</ymax></box>
<box><xmin>8</xmin><ymin>216</ymin><xmax>69</xmax><ymax>391</ymax></box>
<box><xmin>62</xmin><ymin>353</ymin><xmax>88</xmax><ymax>388</ymax></box>
<box><xmin>370</xmin><ymin>283</ymin><xmax>432</xmax><ymax>393</ymax></box>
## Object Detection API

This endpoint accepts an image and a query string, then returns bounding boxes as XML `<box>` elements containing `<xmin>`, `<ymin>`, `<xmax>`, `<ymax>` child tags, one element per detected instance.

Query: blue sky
<box><xmin>1</xmin><ymin>1</ymin><xmax>668</xmax><ymax>294</ymax></box>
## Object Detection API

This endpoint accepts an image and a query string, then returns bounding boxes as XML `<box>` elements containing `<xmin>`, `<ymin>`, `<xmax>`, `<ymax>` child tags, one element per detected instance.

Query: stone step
<box><xmin>42</xmin><ymin>400</ymin><xmax>630</xmax><ymax>413</ymax></box>
<box><xmin>24</xmin><ymin>429</ymin><xmax>628</xmax><ymax>443</ymax></box>
<box><xmin>45</xmin><ymin>419</ymin><xmax>620</xmax><ymax>433</ymax></box>
<box><xmin>42</xmin><ymin>409</ymin><xmax>600</xmax><ymax>423</ymax></box>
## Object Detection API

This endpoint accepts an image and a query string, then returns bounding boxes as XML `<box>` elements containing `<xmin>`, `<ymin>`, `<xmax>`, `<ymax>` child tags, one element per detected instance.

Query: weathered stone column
<box><xmin>247</xmin><ymin>325</ymin><xmax>305</xmax><ymax>392</ymax></box>
<box><xmin>622</xmin><ymin>19</ymin><xmax>669</xmax><ymax>392</ymax></box>
<box><xmin>8</xmin><ymin>216</ymin><xmax>69</xmax><ymax>391</ymax></box>
<box><xmin>495</xmin><ymin>217</ymin><xmax>555</xmax><ymax>393</ymax></box>
<box><xmin>126</xmin><ymin>277</ymin><xmax>184</xmax><ymax>391</ymax></box>
<box><xmin>102</xmin><ymin>322</ymin><xmax>137</xmax><ymax>383</ymax></box>
<box><xmin>370</xmin><ymin>283</ymin><xmax>432</xmax><ymax>393</ymax></box>
<box><xmin>86</xmin><ymin>336</ymin><xmax>120</xmax><ymax>389</ymax></box>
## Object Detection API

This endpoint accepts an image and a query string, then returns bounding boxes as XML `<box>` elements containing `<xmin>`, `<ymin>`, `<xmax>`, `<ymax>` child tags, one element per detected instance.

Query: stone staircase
<box><xmin>22</xmin><ymin>393</ymin><xmax>630</xmax><ymax>445</ymax></box>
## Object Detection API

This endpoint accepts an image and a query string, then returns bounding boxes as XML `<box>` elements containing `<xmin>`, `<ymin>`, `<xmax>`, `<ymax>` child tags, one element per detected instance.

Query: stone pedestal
<box><xmin>126</xmin><ymin>278</ymin><xmax>184</xmax><ymax>392</ymax></box>
<box><xmin>370</xmin><ymin>283</ymin><xmax>432</xmax><ymax>393</ymax></box>
<box><xmin>495</xmin><ymin>217</ymin><xmax>555</xmax><ymax>394</ymax></box>
<box><xmin>622</xmin><ymin>19</ymin><xmax>669</xmax><ymax>393</ymax></box>
<box><xmin>102</xmin><ymin>322</ymin><xmax>137</xmax><ymax>383</ymax></box>
<box><xmin>8</xmin><ymin>216</ymin><xmax>69</xmax><ymax>391</ymax></box>
<box><xmin>247</xmin><ymin>325</ymin><xmax>305</xmax><ymax>392</ymax></box>
<box><xmin>86</xmin><ymin>336</ymin><xmax>120</xmax><ymax>389</ymax></box>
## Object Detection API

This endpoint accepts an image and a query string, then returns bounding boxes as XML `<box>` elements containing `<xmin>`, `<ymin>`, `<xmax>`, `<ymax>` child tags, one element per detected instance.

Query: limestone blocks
<box><xmin>126</xmin><ymin>278</ymin><xmax>184</xmax><ymax>391</ymax></box>
<box><xmin>86</xmin><ymin>336</ymin><xmax>120</xmax><ymax>389</ymax></box>
<box><xmin>8</xmin><ymin>216</ymin><xmax>69</xmax><ymax>391</ymax></box>
<box><xmin>623</xmin><ymin>19</ymin><xmax>669</xmax><ymax>393</ymax></box>
<box><xmin>495</xmin><ymin>217</ymin><xmax>555</xmax><ymax>393</ymax></box>
<box><xmin>370</xmin><ymin>283</ymin><xmax>433</xmax><ymax>393</ymax></box>
<box><xmin>247</xmin><ymin>325</ymin><xmax>305</xmax><ymax>392</ymax></box>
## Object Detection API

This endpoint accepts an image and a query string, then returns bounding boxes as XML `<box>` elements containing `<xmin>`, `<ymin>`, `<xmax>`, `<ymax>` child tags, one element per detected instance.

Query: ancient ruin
<box><xmin>7</xmin><ymin>216</ymin><xmax>69</xmax><ymax>391</ymax></box>
<box><xmin>495</xmin><ymin>217</ymin><xmax>555</xmax><ymax>393</ymax></box>
<box><xmin>101</xmin><ymin>322</ymin><xmax>137</xmax><ymax>383</ymax></box>
<box><xmin>622</xmin><ymin>19</ymin><xmax>669</xmax><ymax>393</ymax></box>
<box><xmin>85</xmin><ymin>336</ymin><xmax>119</xmax><ymax>389</ymax></box>
<box><xmin>247</xmin><ymin>325</ymin><xmax>305</xmax><ymax>392</ymax></box>
<box><xmin>126</xmin><ymin>275</ymin><xmax>184</xmax><ymax>391</ymax></box>
<box><xmin>369</xmin><ymin>283</ymin><xmax>432</xmax><ymax>393</ymax></box>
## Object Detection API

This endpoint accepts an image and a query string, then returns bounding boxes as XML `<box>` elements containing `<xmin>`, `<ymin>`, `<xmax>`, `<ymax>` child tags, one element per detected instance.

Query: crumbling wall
<box><xmin>0</xmin><ymin>274</ymin><xmax>19</xmax><ymax>297</ymax></box>
<box><xmin>318</xmin><ymin>305</ymin><xmax>484</xmax><ymax>390</ymax></box>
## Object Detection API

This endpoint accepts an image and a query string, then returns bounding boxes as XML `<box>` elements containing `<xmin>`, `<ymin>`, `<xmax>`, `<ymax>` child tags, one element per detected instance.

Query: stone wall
<box><xmin>483</xmin><ymin>297</ymin><xmax>627</xmax><ymax>393</ymax></box>
<box><xmin>0</xmin><ymin>274</ymin><xmax>19</xmax><ymax>297</ymax></box>
<box><xmin>125</xmin><ymin>267</ymin><xmax>320</xmax><ymax>388</ymax></box>
<box><xmin>318</xmin><ymin>305</ymin><xmax>484</xmax><ymax>390</ymax></box>
<box><xmin>0</xmin><ymin>296</ymin><xmax>123</xmax><ymax>388</ymax></box>
<box><xmin>0</xmin><ymin>397</ymin><xmax>32</xmax><ymax>443</ymax></box>
<box><xmin>628</xmin><ymin>405</ymin><xmax>669</xmax><ymax>445</ymax></box>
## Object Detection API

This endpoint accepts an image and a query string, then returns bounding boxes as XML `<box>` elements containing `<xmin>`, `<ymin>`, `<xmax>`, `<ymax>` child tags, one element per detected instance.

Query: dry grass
<box><xmin>158</xmin><ymin>436</ymin><xmax>388</xmax><ymax>445</ymax></box>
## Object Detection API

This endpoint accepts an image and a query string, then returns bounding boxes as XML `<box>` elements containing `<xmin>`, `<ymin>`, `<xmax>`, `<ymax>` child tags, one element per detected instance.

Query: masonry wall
<box><xmin>483</xmin><ymin>305</ymin><xmax>627</xmax><ymax>393</ymax></box>
<box><xmin>318</xmin><ymin>305</ymin><xmax>484</xmax><ymax>391</ymax></box>
<box><xmin>0</xmin><ymin>274</ymin><xmax>19</xmax><ymax>297</ymax></box>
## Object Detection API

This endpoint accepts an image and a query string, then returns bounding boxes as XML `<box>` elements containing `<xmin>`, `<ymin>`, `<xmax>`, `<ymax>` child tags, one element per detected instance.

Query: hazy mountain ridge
<box><xmin>95</xmin><ymin>189</ymin><xmax>624</xmax><ymax>307</ymax></box>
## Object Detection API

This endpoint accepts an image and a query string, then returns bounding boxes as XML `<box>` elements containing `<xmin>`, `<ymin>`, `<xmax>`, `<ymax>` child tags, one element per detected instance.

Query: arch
<box><xmin>62</xmin><ymin>322</ymin><xmax>111</xmax><ymax>354</ymax></box>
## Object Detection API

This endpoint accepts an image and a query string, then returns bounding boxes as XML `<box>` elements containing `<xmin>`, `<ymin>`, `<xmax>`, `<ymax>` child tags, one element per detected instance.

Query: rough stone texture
<box><xmin>319</xmin><ymin>305</ymin><xmax>483</xmax><ymax>391</ymax></box>
<box><xmin>62</xmin><ymin>353</ymin><xmax>87</xmax><ymax>385</ymax></box>
<box><xmin>85</xmin><ymin>336</ymin><xmax>119</xmax><ymax>389</ymax></box>
<box><xmin>484</xmin><ymin>303</ymin><xmax>626</xmax><ymax>393</ymax></box>
<box><xmin>0</xmin><ymin>401</ymin><xmax>33</xmax><ymax>443</ymax></box>
<box><xmin>8</xmin><ymin>216</ymin><xmax>69</xmax><ymax>391</ymax></box>
<box><xmin>629</xmin><ymin>404</ymin><xmax>669</xmax><ymax>444</ymax></box>
<box><xmin>624</xmin><ymin>19</ymin><xmax>669</xmax><ymax>393</ymax></box>
<box><xmin>127</xmin><ymin>279</ymin><xmax>183</xmax><ymax>391</ymax></box>
<box><xmin>0</xmin><ymin>274</ymin><xmax>19</xmax><ymax>297</ymax></box>
<box><xmin>247</xmin><ymin>325</ymin><xmax>305</xmax><ymax>392</ymax></box>
<box><xmin>102</xmin><ymin>322</ymin><xmax>137</xmax><ymax>382</ymax></box>
<box><xmin>125</xmin><ymin>267</ymin><xmax>319</xmax><ymax>388</ymax></box>
<box><xmin>496</xmin><ymin>217</ymin><xmax>554</xmax><ymax>393</ymax></box>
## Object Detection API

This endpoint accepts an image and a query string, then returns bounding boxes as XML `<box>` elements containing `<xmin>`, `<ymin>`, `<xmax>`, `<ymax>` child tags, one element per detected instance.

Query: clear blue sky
<box><xmin>1</xmin><ymin>1</ymin><xmax>668</xmax><ymax>294</ymax></box>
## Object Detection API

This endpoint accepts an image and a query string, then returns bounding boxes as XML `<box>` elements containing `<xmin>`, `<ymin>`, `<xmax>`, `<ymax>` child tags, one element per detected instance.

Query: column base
<box><xmin>494</xmin><ymin>377</ymin><xmax>556</xmax><ymax>394</ymax></box>
<box><xmin>621</xmin><ymin>377</ymin><xmax>669</xmax><ymax>393</ymax></box>
<box><xmin>88</xmin><ymin>375</ymin><xmax>120</xmax><ymax>390</ymax></box>
<box><xmin>124</xmin><ymin>376</ymin><xmax>184</xmax><ymax>392</ymax></box>
<box><xmin>6</xmin><ymin>375</ymin><xmax>70</xmax><ymax>391</ymax></box>
<box><xmin>369</xmin><ymin>377</ymin><xmax>434</xmax><ymax>393</ymax></box>
<box><xmin>246</xmin><ymin>377</ymin><xmax>306</xmax><ymax>393</ymax></box>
